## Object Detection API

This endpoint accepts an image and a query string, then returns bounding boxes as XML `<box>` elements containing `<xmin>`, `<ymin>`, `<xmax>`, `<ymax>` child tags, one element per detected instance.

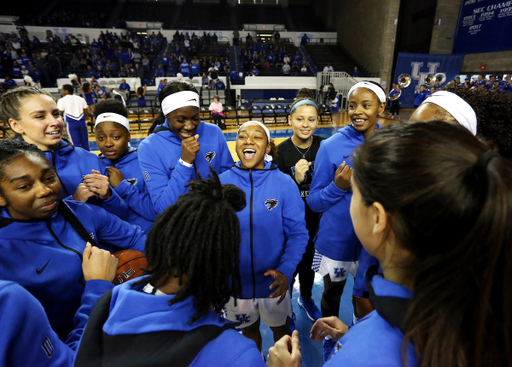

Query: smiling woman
<box><xmin>137</xmin><ymin>81</ymin><xmax>234</xmax><ymax>214</ymax></box>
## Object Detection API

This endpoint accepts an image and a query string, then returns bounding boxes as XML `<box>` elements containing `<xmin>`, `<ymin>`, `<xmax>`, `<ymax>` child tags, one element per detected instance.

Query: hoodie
<box><xmin>307</xmin><ymin>124</ymin><xmax>380</xmax><ymax>261</ymax></box>
<box><xmin>76</xmin><ymin>277</ymin><xmax>265</xmax><ymax>367</ymax></box>
<box><xmin>42</xmin><ymin>139</ymin><xmax>130</xmax><ymax>219</ymax></box>
<box><xmin>219</xmin><ymin>161</ymin><xmax>308</xmax><ymax>299</ymax></box>
<box><xmin>138</xmin><ymin>120</ymin><xmax>234</xmax><ymax>214</ymax></box>
<box><xmin>0</xmin><ymin>280</ymin><xmax>111</xmax><ymax>367</ymax></box>
<box><xmin>99</xmin><ymin>147</ymin><xmax>157</xmax><ymax>233</ymax></box>
<box><xmin>0</xmin><ymin>198</ymin><xmax>146</xmax><ymax>339</ymax></box>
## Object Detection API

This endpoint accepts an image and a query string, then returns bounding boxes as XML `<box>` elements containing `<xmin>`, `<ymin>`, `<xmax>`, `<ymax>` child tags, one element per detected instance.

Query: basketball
<box><xmin>112</xmin><ymin>249</ymin><xmax>148</xmax><ymax>285</ymax></box>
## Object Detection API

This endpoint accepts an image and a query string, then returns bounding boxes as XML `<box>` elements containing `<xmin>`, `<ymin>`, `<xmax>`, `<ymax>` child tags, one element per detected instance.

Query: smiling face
<box><xmin>166</xmin><ymin>105</ymin><xmax>201</xmax><ymax>140</ymax></box>
<box><xmin>0</xmin><ymin>154</ymin><xmax>62</xmax><ymax>220</ymax></box>
<box><xmin>288</xmin><ymin>104</ymin><xmax>318</xmax><ymax>142</ymax></box>
<box><xmin>95</xmin><ymin>121</ymin><xmax>130</xmax><ymax>162</ymax></box>
<box><xmin>236</xmin><ymin>123</ymin><xmax>270</xmax><ymax>170</ymax></box>
<box><xmin>9</xmin><ymin>94</ymin><xmax>64</xmax><ymax>151</ymax></box>
<box><xmin>348</xmin><ymin>88</ymin><xmax>385</xmax><ymax>136</ymax></box>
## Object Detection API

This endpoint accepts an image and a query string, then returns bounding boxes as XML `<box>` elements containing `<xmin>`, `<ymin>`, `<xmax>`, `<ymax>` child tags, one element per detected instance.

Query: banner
<box><xmin>453</xmin><ymin>0</ymin><xmax>512</xmax><ymax>54</ymax></box>
<box><xmin>393</xmin><ymin>53</ymin><xmax>464</xmax><ymax>108</ymax></box>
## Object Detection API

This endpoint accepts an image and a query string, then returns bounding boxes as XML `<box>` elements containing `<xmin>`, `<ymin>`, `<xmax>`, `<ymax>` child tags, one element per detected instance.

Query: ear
<box><xmin>9</xmin><ymin>118</ymin><xmax>24</xmax><ymax>135</ymax></box>
<box><xmin>371</xmin><ymin>201</ymin><xmax>388</xmax><ymax>237</ymax></box>
<box><xmin>0</xmin><ymin>193</ymin><xmax>7</xmax><ymax>207</ymax></box>
<box><xmin>378</xmin><ymin>102</ymin><xmax>386</xmax><ymax>115</ymax></box>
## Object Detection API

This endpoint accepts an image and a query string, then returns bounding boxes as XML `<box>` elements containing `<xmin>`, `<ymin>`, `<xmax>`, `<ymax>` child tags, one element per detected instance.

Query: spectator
<box><xmin>190</xmin><ymin>59</ymin><xmax>200</xmax><ymax>77</ymax></box>
<box><xmin>246</xmin><ymin>33</ymin><xmax>253</xmax><ymax>44</ymax></box>
<box><xmin>251</xmin><ymin>64</ymin><xmax>259</xmax><ymax>76</ymax></box>
<box><xmin>325</xmin><ymin>82</ymin><xmax>336</xmax><ymax>106</ymax></box>
<box><xmin>215</xmin><ymin>78</ymin><xmax>225</xmax><ymax>91</ymax></box>
<box><xmin>132</xmin><ymin>50</ymin><xmax>141</xmax><ymax>64</ymax></box>
<box><xmin>161</xmin><ymin>52</ymin><xmax>170</xmax><ymax>73</ymax></box>
<box><xmin>180</xmin><ymin>58</ymin><xmax>190</xmax><ymax>77</ymax></box>
<box><xmin>155</xmin><ymin>64</ymin><xmax>164</xmax><ymax>78</ymax></box>
<box><xmin>233</xmin><ymin>29</ymin><xmax>240</xmax><ymax>46</ymax></box>
<box><xmin>301</xmin><ymin>33</ymin><xmax>310</xmax><ymax>46</ymax></box>
<box><xmin>202</xmin><ymin>73</ymin><xmax>209</xmax><ymax>86</ymax></box>
<box><xmin>351</xmin><ymin>66</ymin><xmax>359</xmax><ymax>77</ymax></box>
<box><xmin>301</xmin><ymin>64</ymin><xmax>308</xmax><ymax>76</ymax></box>
<box><xmin>118</xmin><ymin>66</ymin><xmax>127</xmax><ymax>77</ymax></box>
<box><xmin>86</xmin><ymin>65</ymin><xmax>99</xmax><ymax>78</ymax></box>
<box><xmin>2</xmin><ymin>75</ymin><xmax>18</xmax><ymax>89</ymax></box>
<box><xmin>141</xmin><ymin>55</ymin><xmax>150</xmax><ymax>71</ymax></box>
<box><xmin>283</xmin><ymin>61</ymin><xmax>291</xmax><ymax>75</ymax></box>
<box><xmin>95</xmin><ymin>84</ymin><xmax>107</xmax><ymax>100</ymax></box>
<box><xmin>156</xmin><ymin>78</ymin><xmax>167</xmax><ymax>96</ymax></box>
<box><xmin>209</xmin><ymin>64</ymin><xmax>219</xmax><ymax>80</ymax></box>
<box><xmin>21</xmin><ymin>65</ymin><xmax>30</xmax><ymax>77</ymax></box>
<box><xmin>119</xmin><ymin>78</ymin><xmax>130</xmax><ymax>99</ymax></box>
<box><xmin>283</xmin><ymin>54</ymin><xmax>290</xmax><ymax>65</ymax></box>
<box><xmin>209</xmin><ymin>95</ymin><xmax>225</xmax><ymax>129</ymax></box>
<box><xmin>11</xmin><ymin>62</ymin><xmax>22</xmax><ymax>78</ymax></box>
<box><xmin>274</xmin><ymin>30</ymin><xmax>281</xmax><ymax>43</ymax></box>
<box><xmin>323</xmin><ymin>64</ymin><xmax>334</xmax><ymax>73</ymax></box>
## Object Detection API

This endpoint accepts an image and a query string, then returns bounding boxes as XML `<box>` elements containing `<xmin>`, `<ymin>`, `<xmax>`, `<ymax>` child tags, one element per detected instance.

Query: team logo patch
<box><xmin>42</xmin><ymin>337</ymin><xmax>54</xmax><ymax>358</ymax></box>
<box><xmin>89</xmin><ymin>232</ymin><xmax>95</xmax><ymax>240</ymax></box>
<box><xmin>235</xmin><ymin>313</ymin><xmax>251</xmax><ymax>324</ymax></box>
<box><xmin>264</xmin><ymin>199</ymin><xmax>278</xmax><ymax>211</ymax></box>
<box><xmin>126</xmin><ymin>178</ymin><xmax>138</xmax><ymax>186</ymax></box>
<box><xmin>205</xmin><ymin>151</ymin><xmax>216</xmax><ymax>163</ymax></box>
<box><xmin>143</xmin><ymin>171</ymin><xmax>151</xmax><ymax>181</ymax></box>
<box><xmin>333</xmin><ymin>267</ymin><xmax>346</xmax><ymax>279</ymax></box>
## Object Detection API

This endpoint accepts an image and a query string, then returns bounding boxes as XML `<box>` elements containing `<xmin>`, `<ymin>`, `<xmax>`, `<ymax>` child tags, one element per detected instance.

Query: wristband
<box><xmin>179</xmin><ymin>158</ymin><xmax>193</xmax><ymax>168</ymax></box>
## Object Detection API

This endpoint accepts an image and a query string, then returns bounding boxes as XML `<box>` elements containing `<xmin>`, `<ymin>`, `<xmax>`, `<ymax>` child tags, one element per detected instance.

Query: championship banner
<box><xmin>453</xmin><ymin>0</ymin><xmax>512</xmax><ymax>54</ymax></box>
<box><xmin>393</xmin><ymin>53</ymin><xmax>464</xmax><ymax>108</ymax></box>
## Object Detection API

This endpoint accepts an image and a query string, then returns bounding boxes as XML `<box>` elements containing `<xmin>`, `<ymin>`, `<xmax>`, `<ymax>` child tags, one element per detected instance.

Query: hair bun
<box><xmin>222</xmin><ymin>184</ymin><xmax>246</xmax><ymax>212</ymax></box>
<box><xmin>296</xmin><ymin>88</ymin><xmax>314</xmax><ymax>99</ymax></box>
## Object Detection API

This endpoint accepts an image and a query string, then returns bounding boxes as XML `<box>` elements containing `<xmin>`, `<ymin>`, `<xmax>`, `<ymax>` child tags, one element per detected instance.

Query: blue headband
<box><xmin>290</xmin><ymin>99</ymin><xmax>318</xmax><ymax>114</ymax></box>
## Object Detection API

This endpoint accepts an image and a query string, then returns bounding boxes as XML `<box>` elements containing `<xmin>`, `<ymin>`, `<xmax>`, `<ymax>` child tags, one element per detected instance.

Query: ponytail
<box><xmin>352</xmin><ymin>121</ymin><xmax>512</xmax><ymax>367</ymax></box>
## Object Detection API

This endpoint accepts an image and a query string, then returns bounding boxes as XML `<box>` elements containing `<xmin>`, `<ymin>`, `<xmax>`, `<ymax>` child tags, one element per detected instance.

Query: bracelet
<box><xmin>179</xmin><ymin>158</ymin><xmax>193</xmax><ymax>168</ymax></box>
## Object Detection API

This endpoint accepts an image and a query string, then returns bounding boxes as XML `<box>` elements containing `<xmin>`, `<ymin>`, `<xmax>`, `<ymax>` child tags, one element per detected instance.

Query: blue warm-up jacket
<box><xmin>76</xmin><ymin>277</ymin><xmax>265</xmax><ymax>367</ymax></box>
<box><xmin>307</xmin><ymin>124</ymin><xmax>380</xmax><ymax>261</ymax></box>
<box><xmin>325</xmin><ymin>273</ymin><xmax>417</xmax><ymax>367</ymax></box>
<box><xmin>219</xmin><ymin>161</ymin><xmax>308</xmax><ymax>299</ymax></box>
<box><xmin>99</xmin><ymin>147</ymin><xmax>157</xmax><ymax>233</ymax></box>
<box><xmin>42</xmin><ymin>139</ymin><xmax>130</xmax><ymax>219</ymax></box>
<box><xmin>138</xmin><ymin>120</ymin><xmax>234</xmax><ymax>214</ymax></box>
<box><xmin>0</xmin><ymin>199</ymin><xmax>146</xmax><ymax>339</ymax></box>
<box><xmin>0</xmin><ymin>279</ymin><xmax>111</xmax><ymax>367</ymax></box>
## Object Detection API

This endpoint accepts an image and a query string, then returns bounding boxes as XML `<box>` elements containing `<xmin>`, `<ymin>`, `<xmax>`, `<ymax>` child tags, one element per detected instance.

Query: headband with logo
<box><xmin>95</xmin><ymin>112</ymin><xmax>130</xmax><ymax>131</ymax></box>
<box><xmin>161</xmin><ymin>91</ymin><xmax>200</xmax><ymax>115</ymax></box>
<box><xmin>348</xmin><ymin>82</ymin><xmax>387</xmax><ymax>103</ymax></box>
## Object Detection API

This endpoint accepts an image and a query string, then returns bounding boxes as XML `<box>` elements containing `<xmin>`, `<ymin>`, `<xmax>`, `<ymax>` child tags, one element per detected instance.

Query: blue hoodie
<box><xmin>0</xmin><ymin>279</ymin><xmax>111</xmax><ymax>367</ymax></box>
<box><xmin>325</xmin><ymin>273</ymin><xmax>417</xmax><ymax>367</ymax></box>
<box><xmin>307</xmin><ymin>124</ymin><xmax>380</xmax><ymax>261</ymax></box>
<box><xmin>43</xmin><ymin>139</ymin><xmax>130</xmax><ymax>220</ymax></box>
<box><xmin>0</xmin><ymin>198</ymin><xmax>146</xmax><ymax>339</ymax></box>
<box><xmin>99</xmin><ymin>147</ymin><xmax>157</xmax><ymax>233</ymax></box>
<box><xmin>81</xmin><ymin>277</ymin><xmax>265</xmax><ymax>367</ymax></box>
<box><xmin>138</xmin><ymin>120</ymin><xmax>234</xmax><ymax>214</ymax></box>
<box><xmin>219</xmin><ymin>161</ymin><xmax>308</xmax><ymax>299</ymax></box>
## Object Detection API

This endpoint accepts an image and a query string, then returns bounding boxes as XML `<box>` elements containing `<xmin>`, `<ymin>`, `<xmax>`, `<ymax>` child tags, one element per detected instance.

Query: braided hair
<box><xmin>148</xmin><ymin>81</ymin><xmax>199</xmax><ymax>135</ymax></box>
<box><xmin>139</xmin><ymin>168</ymin><xmax>245</xmax><ymax>324</ymax></box>
<box><xmin>0</xmin><ymin>139</ymin><xmax>97</xmax><ymax>247</ymax></box>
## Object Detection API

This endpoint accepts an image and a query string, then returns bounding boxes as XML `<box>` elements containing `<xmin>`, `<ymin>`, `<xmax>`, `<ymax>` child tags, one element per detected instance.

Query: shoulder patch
<box><xmin>126</xmin><ymin>178</ymin><xmax>138</xmax><ymax>186</ymax></box>
<box><xmin>143</xmin><ymin>171</ymin><xmax>150</xmax><ymax>181</ymax></box>
<box><xmin>205</xmin><ymin>151</ymin><xmax>216</xmax><ymax>164</ymax></box>
<box><xmin>264</xmin><ymin>199</ymin><xmax>279</xmax><ymax>211</ymax></box>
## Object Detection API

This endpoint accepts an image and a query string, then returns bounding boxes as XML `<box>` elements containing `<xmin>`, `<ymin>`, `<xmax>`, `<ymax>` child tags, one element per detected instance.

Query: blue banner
<box><xmin>393</xmin><ymin>53</ymin><xmax>465</xmax><ymax>108</ymax></box>
<box><xmin>453</xmin><ymin>0</ymin><xmax>512</xmax><ymax>54</ymax></box>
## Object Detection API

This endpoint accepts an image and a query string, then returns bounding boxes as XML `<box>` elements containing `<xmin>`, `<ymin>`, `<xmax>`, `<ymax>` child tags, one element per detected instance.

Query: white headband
<box><xmin>237</xmin><ymin>121</ymin><xmax>272</xmax><ymax>162</ymax></box>
<box><xmin>95</xmin><ymin>112</ymin><xmax>130</xmax><ymax>131</ymax></box>
<box><xmin>161</xmin><ymin>91</ymin><xmax>200</xmax><ymax>115</ymax></box>
<box><xmin>423</xmin><ymin>91</ymin><xmax>477</xmax><ymax>136</ymax></box>
<box><xmin>348</xmin><ymin>82</ymin><xmax>387</xmax><ymax>103</ymax></box>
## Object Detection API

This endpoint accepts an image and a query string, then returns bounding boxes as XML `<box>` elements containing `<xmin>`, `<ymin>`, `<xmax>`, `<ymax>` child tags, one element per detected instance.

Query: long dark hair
<box><xmin>352</xmin><ymin>121</ymin><xmax>512</xmax><ymax>367</ymax></box>
<box><xmin>148</xmin><ymin>81</ymin><xmax>199</xmax><ymax>135</ymax></box>
<box><xmin>138</xmin><ymin>169</ymin><xmax>245</xmax><ymax>324</ymax></box>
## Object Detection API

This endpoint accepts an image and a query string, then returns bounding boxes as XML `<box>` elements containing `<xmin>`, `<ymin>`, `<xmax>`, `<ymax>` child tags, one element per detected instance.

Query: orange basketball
<box><xmin>113</xmin><ymin>250</ymin><xmax>148</xmax><ymax>285</ymax></box>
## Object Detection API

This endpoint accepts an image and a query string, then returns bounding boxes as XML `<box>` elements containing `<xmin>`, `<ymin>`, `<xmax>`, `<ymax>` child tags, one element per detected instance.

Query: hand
<box><xmin>106</xmin><ymin>167</ymin><xmax>124</xmax><ymax>188</ymax></box>
<box><xmin>294</xmin><ymin>159</ymin><xmax>311</xmax><ymax>184</ymax></box>
<box><xmin>83</xmin><ymin>169</ymin><xmax>112</xmax><ymax>200</ymax></box>
<box><xmin>334</xmin><ymin>161</ymin><xmax>352</xmax><ymax>191</ymax></box>
<box><xmin>82</xmin><ymin>242</ymin><xmax>118</xmax><ymax>282</ymax></box>
<box><xmin>264</xmin><ymin>270</ymin><xmax>288</xmax><ymax>305</ymax></box>
<box><xmin>310</xmin><ymin>316</ymin><xmax>349</xmax><ymax>343</ymax></box>
<box><xmin>181</xmin><ymin>134</ymin><xmax>200</xmax><ymax>164</ymax></box>
<box><xmin>73</xmin><ymin>183</ymin><xmax>97</xmax><ymax>202</ymax></box>
<box><xmin>267</xmin><ymin>330</ymin><xmax>302</xmax><ymax>367</ymax></box>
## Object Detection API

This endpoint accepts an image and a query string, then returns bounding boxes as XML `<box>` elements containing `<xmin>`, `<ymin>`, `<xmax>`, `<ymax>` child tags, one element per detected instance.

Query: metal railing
<box><xmin>309</xmin><ymin>38</ymin><xmax>337</xmax><ymax>45</ymax></box>
<box><xmin>317</xmin><ymin>71</ymin><xmax>359</xmax><ymax>110</ymax></box>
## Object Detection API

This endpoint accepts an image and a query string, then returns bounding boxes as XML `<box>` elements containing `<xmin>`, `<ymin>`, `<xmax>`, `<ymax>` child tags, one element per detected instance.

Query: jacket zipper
<box><xmin>46</xmin><ymin>220</ymin><xmax>83</xmax><ymax>261</ymax></box>
<box><xmin>249</xmin><ymin>169</ymin><xmax>256</xmax><ymax>300</ymax></box>
<box><xmin>51</xmin><ymin>150</ymin><xmax>70</xmax><ymax>197</ymax></box>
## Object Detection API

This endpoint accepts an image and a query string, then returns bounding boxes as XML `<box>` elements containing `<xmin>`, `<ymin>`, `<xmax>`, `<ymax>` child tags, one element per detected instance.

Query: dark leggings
<box><xmin>390</xmin><ymin>100</ymin><xmax>400</xmax><ymax>115</ymax></box>
<box><xmin>211</xmin><ymin>113</ymin><xmax>222</xmax><ymax>127</ymax></box>
<box><xmin>291</xmin><ymin>237</ymin><xmax>316</xmax><ymax>299</ymax></box>
<box><xmin>321</xmin><ymin>275</ymin><xmax>347</xmax><ymax>318</ymax></box>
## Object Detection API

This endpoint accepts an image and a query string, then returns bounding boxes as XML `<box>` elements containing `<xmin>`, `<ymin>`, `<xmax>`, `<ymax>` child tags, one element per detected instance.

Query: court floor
<box><xmin>87</xmin><ymin>109</ymin><xmax>410</xmax><ymax>366</ymax></box>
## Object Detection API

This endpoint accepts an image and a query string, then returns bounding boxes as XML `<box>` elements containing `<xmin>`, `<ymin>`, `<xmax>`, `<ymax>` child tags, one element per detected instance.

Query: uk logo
<box><xmin>410</xmin><ymin>62</ymin><xmax>444</xmax><ymax>88</ymax></box>
<box><xmin>143</xmin><ymin>171</ymin><xmax>150</xmax><ymax>181</ymax></box>
<box><xmin>264</xmin><ymin>199</ymin><xmax>278</xmax><ymax>211</ymax></box>
<box><xmin>205</xmin><ymin>151</ymin><xmax>216</xmax><ymax>163</ymax></box>
<box><xmin>235</xmin><ymin>313</ymin><xmax>251</xmax><ymax>324</ymax></box>
<box><xmin>42</xmin><ymin>337</ymin><xmax>54</xmax><ymax>358</ymax></box>
<box><xmin>333</xmin><ymin>268</ymin><xmax>346</xmax><ymax>279</ymax></box>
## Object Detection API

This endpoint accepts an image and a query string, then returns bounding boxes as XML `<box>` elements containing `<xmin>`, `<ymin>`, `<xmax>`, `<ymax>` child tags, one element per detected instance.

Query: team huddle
<box><xmin>0</xmin><ymin>80</ymin><xmax>509</xmax><ymax>367</ymax></box>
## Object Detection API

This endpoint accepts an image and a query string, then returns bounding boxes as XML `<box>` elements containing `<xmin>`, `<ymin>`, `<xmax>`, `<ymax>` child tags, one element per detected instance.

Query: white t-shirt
<box><xmin>323</xmin><ymin>66</ymin><xmax>334</xmax><ymax>72</ymax></box>
<box><xmin>57</xmin><ymin>94</ymin><xmax>88</xmax><ymax>120</ymax></box>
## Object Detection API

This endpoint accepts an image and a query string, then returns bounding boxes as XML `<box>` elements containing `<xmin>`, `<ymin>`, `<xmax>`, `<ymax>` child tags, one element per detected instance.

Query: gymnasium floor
<box><xmin>88</xmin><ymin>110</ymin><xmax>409</xmax><ymax>366</ymax></box>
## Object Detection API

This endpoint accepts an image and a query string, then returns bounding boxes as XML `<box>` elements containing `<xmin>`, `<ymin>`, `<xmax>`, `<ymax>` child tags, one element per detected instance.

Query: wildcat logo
<box><xmin>126</xmin><ymin>178</ymin><xmax>138</xmax><ymax>186</ymax></box>
<box><xmin>264</xmin><ymin>199</ymin><xmax>278</xmax><ymax>211</ymax></box>
<box><xmin>333</xmin><ymin>267</ymin><xmax>346</xmax><ymax>279</ymax></box>
<box><xmin>235</xmin><ymin>313</ymin><xmax>251</xmax><ymax>324</ymax></box>
<box><xmin>205</xmin><ymin>151</ymin><xmax>216</xmax><ymax>163</ymax></box>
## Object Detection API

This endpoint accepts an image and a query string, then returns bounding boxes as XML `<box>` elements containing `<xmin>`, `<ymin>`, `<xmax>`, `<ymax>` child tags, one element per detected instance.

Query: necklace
<box><xmin>291</xmin><ymin>136</ymin><xmax>313</xmax><ymax>159</ymax></box>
